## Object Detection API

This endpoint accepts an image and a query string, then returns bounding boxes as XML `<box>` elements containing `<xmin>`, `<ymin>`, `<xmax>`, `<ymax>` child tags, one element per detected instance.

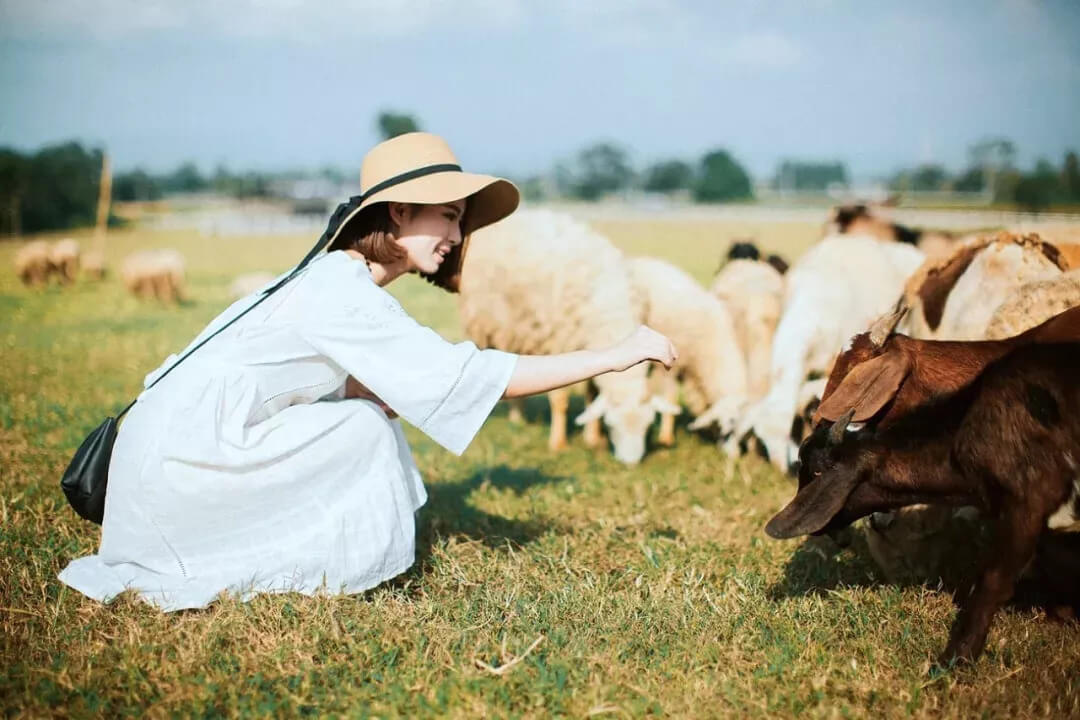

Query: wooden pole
<box><xmin>94</xmin><ymin>151</ymin><xmax>111</xmax><ymax>254</ymax></box>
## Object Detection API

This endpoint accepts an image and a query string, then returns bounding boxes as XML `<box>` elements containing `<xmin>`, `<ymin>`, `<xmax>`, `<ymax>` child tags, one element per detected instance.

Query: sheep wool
<box><xmin>459</xmin><ymin>209</ymin><xmax>660</xmax><ymax>464</ymax></box>
<box><xmin>709</xmin><ymin>258</ymin><xmax>784</xmax><ymax>399</ymax></box>
<box><xmin>628</xmin><ymin>256</ymin><xmax>748</xmax><ymax>444</ymax></box>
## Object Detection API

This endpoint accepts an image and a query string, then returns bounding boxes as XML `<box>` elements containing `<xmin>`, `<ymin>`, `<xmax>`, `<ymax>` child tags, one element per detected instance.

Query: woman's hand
<box><xmin>345</xmin><ymin>377</ymin><xmax>398</xmax><ymax>419</ymax></box>
<box><xmin>609</xmin><ymin>325</ymin><xmax>678</xmax><ymax>373</ymax></box>
<box><xmin>502</xmin><ymin>326</ymin><xmax>677</xmax><ymax>400</ymax></box>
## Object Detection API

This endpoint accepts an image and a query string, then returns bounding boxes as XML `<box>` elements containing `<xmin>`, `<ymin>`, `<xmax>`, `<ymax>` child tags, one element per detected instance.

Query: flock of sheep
<box><xmin>13</xmin><ymin>238</ymin><xmax>187</xmax><ymax>303</ymax></box>
<box><xmin>459</xmin><ymin>206</ymin><xmax>1080</xmax><ymax>664</ymax></box>
<box><xmin>11</xmin><ymin>205</ymin><xmax>1080</xmax><ymax>664</ymax></box>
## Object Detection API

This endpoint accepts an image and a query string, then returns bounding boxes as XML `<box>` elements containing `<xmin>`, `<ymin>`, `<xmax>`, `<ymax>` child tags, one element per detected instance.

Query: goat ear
<box><xmin>815</xmin><ymin>351</ymin><xmax>911</xmax><ymax>424</ymax></box>
<box><xmin>574</xmin><ymin>396</ymin><xmax>608</xmax><ymax>426</ymax></box>
<box><xmin>765</xmin><ymin>465</ymin><xmax>862</xmax><ymax>539</ymax></box>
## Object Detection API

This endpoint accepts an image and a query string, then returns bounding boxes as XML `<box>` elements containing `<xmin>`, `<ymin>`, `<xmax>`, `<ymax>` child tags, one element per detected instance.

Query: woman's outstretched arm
<box><xmin>502</xmin><ymin>325</ymin><xmax>677</xmax><ymax>399</ymax></box>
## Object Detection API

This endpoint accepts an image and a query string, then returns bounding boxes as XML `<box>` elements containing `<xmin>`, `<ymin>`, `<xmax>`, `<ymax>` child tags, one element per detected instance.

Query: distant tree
<box><xmin>113</xmin><ymin>169</ymin><xmax>163</xmax><ymax>202</ymax></box>
<box><xmin>318</xmin><ymin>166</ymin><xmax>346</xmax><ymax>184</ymax></box>
<box><xmin>163</xmin><ymin>162</ymin><xmax>207</xmax><ymax>193</ymax></box>
<box><xmin>953</xmin><ymin>166</ymin><xmax>985</xmax><ymax>193</ymax></box>
<box><xmin>910</xmin><ymin>164</ymin><xmax>947</xmax><ymax>191</ymax></box>
<box><xmin>21</xmin><ymin>142</ymin><xmax>101</xmax><ymax>233</ymax></box>
<box><xmin>517</xmin><ymin>176</ymin><xmax>546</xmax><ymax>203</ymax></box>
<box><xmin>694</xmin><ymin>149</ymin><xmax>753</xmax><ymax>203</ymax></box>
<box><xmin>992</xmin><ymin>168</ymin><xmax>1022</xmax><ymax>205</ymax></box>
<box><xmin>642</xmin><ymin>159</ymin><xmax>694</xmax><ymax>193</ymax></box>
<box><xmin>571</xmin><ymin>142</ymin><xmax>633</xmax><ymax>200</ymax></box>
<box><xmin>376</xmin><ymin>111</ymin><xmax>421</xmax><ymax>140</ymax></box>
<box><xmin>0</xmin><ymin>149</ymin><xmax>28</xmax><ymax>235</ymax></box>
<box><xmin>774</xmin><ymin>160</ymin><xmax>847</xmax><ymax>191</ymax></box>
<box><xmin>1014</xmin><ymin>159</ymin><xmax>1063</xmax><ymax>212</ymax></box>
<box><xmin>969</xmin><ymin>138</ymin><xmax>1016</xmax><ymax>200</ymax></box>
<box><xmin>1063</xmin><ymin>150</ymin><xmax>1080</xmax><ymax>202</ymax></box>
<box><xmin>969</xmin><ymin>138</ymin><xmax>1016</xmax><ymax>170</ymax></box>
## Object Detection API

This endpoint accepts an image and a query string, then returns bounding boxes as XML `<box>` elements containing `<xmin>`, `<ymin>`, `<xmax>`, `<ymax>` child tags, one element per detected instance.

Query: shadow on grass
<box><xmin>767</xmin><ymin>524</ymin><xmax>984</xmax><ymax>602</ymax></box>
<box><xmin>414</xmin><ymin>464</ymin><xmax>571</xmax><ymax>559</ymax></box>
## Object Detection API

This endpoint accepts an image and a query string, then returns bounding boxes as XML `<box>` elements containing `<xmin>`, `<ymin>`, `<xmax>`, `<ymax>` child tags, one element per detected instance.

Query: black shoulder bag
<box><xmin>60</xmin><ymin>197</ymin><xmax>361</xmax><ymax>523</ymax></box>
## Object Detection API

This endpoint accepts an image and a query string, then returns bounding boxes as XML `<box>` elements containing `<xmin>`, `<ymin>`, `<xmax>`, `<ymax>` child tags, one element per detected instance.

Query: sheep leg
<box><xmin>582</xmin><ymin>382</ymin><xmax>604</xmax><ymax>448</ymax></box>
<box><xmin>548</xmin><ymin>387</ymin><xmax>569</xmax><ymax>452</ymax></box>
<box><xmin>940</xmin><ymin>506</ymin><xmax>1043</xmax><ymax>665</ymax></box>
<box><xmin>507</xmin><ymin>397</ymin><xmax>525</xmax><ymax>424</ymax></box>
<box><xmin>656</xmin><ymin>372</ymin><xmax>679</xmax><ymax>447</ymax></box>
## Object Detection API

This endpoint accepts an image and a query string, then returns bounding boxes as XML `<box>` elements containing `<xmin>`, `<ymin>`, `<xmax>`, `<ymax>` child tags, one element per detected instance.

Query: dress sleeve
<box><xmin>298</xmin><ymin>268</ymin><xmax>517</xmax><ymax>456</ymax></box>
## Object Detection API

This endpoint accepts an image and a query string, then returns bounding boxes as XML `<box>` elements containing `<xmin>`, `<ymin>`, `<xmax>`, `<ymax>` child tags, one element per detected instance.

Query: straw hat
<box><xmin>332</xmin><ymin>132</ymin><xmax>519</xmax><ymax>292</ymax></box>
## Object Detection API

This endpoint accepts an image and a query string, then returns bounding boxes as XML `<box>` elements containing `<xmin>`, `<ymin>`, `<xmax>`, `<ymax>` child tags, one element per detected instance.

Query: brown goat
<box><xmin>766</xmin><ymin>305</ymin><xmax>1080</xmax><ymax>665</ymax></box>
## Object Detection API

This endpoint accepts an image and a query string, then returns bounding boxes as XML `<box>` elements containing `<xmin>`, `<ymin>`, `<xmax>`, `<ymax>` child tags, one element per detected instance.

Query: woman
<box><xmin>59</xmin><ymin>133</ymin><xmax>676</xmax><ymax>611</ymax></box>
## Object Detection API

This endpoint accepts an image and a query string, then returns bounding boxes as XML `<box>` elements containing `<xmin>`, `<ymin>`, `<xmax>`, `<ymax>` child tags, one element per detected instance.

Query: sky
<box><xmin>1</xmin><ymin>0</ymin><xmax>1078</xmax><ymax>182</ymax></box>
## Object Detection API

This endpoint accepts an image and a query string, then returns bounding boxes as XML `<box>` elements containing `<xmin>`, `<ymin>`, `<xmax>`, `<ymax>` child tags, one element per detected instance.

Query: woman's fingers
<box><xmin>622</xmin><ymin>325</ymin><xmax>678</xmax><ymax>370</ymax></box>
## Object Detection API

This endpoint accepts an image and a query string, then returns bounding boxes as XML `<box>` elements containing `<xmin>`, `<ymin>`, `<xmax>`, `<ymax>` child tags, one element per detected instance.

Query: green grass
<box><xmin>2</xmin><ymin>221</ymin><xmax>1080</xmax><ymax>718</ymax></box>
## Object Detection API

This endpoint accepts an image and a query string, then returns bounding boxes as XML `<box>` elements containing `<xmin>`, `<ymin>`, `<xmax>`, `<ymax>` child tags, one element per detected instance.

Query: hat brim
<box><xmin>358</xmin><ymin>170</ymin><xmax>519</xmax><ymax>236</ymax></box>
<box><xmin>327</xmin><ymin>170</ymin><xmax>519</xmax><ymax>294</ymax></box>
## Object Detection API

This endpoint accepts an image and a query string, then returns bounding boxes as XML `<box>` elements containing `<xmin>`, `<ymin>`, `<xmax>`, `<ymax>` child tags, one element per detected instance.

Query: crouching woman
<box><xmin>58</xmin><ymin>133</ymin><xmax>676</xmax><ymax>611</ymax></box>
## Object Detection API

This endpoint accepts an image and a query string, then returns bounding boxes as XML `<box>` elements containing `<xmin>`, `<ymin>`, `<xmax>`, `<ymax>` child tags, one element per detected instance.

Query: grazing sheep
<box><xmin>828</xmin><ymin>204</ymin><xmax>956</xmax><ymax>259</ymax></box>
<box><xmin>229</xmin><ymin>271</ymin><xmax>277</xmax><ymax>300</ymax></box>
<box><xmin>736</xmin><ymin>235</ymin><xmax>924</xmax><ymax>472</ymax></box>
<box><xmin>709</xmin><ymin>245</ymin><xmax>785</xmax><ymax>400</ymax></box>
<box><xmin>459</xmin><ymin>209</ymin><xmax>673</xmax><ymax>464</ymax></box>
<box><xmin>46</xmin><ymin>238</ymin><xmax>81</xmax><ymax>284</ymax></box>
<box><xmin>121</xmin><ymin>248</ymin><xmax>186</xmax><ymax>303</ymax></box>
<box><xmin>14</xmin><ymin>240</ymin><xmax>52</xmax><ymax>286</ymax></box>
<box><xmin>766</xmin><ymin>305</ymin><xmax>1080</xmax><ymax>664</ymax></box>
<box><xmin>81</xmin><ymin>249</ymin><xmax>106</xmax><ymax>280</ymax></box>
<box><xmin>626</xmin><ymin>256</ymin><xmax>748</xmax><ymax>446</ymax></box>
<box><xmin>900</xmin><ymin>232</ymin><xmax>1067</xmax><ymax>341</ymax></box>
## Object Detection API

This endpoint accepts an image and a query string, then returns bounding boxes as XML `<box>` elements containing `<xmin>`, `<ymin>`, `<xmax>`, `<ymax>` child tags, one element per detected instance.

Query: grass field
<box><xmin>3</xmin><ymin>217</ymin><xmax>1080</xmax><ymax>718</ymax></box>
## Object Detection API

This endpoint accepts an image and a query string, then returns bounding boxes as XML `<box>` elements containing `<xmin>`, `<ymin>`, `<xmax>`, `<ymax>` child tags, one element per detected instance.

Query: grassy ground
<box><xmin>3</xmin><ymin>219</ymin><xmax>1080</xmax><ymax>718</ymax></box>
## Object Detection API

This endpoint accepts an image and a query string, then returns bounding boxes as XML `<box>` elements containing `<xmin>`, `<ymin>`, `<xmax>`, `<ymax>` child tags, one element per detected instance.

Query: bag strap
<box><xmin>115</xmin><ymin>160</ymin><xmax>464</xmax><ymax>420</ymax></box>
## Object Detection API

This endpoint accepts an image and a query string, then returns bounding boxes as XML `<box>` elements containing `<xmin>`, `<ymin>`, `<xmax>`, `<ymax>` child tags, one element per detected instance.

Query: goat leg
<box><xmin>939</xmin><ymin>506</ymin><xmax>1042</xmax><ymax>665</ymax></box>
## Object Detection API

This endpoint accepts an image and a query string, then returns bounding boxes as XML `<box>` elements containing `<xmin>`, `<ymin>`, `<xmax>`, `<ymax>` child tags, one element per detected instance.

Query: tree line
<box><xmin>889</xmin><ymin>139</ymin><xmax>1080</xmax><ymax>211</ymax></box>
<box><xmin>3</xmin><ymin>119</ymin><xmax>1077</xmax><ymax>237</ymax></box>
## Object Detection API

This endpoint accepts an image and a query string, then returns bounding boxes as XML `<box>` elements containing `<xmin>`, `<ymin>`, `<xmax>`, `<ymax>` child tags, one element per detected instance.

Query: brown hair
<box><xmin>327</xmin><ymin>202</ymin><xmax>408</xmax><ymax>264</ymax></box>
<box><xmin>327</xmin><ymin>199</ymin><xmax>472</xmax><ymax>293</ymax></box>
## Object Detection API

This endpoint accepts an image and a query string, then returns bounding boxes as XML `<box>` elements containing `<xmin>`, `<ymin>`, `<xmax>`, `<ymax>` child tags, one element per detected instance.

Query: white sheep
<box><xmin>82</xmin><ymin>249</ymin><xmax>106</xmax><ymax>280</ymax></box>
<box><xmin>459</xmin><ymin>209</ymin><xmax>675</xmax><ymax>464</ymax></box>
<box><xmin>737</xmin><ymin>234</ymin><xmax>924</xmax><ymax>472</ymax></box>
<box><xmin>121</xmin><ymin>248</ymin><xmax>187</xmax><ymax>303</ymax></box>
<box><xmin>626</xmin><ymin>256</ymin><xmax>748</xmax><ymax>447</ymax></box>
<box><xmin>708</xmin><ymin>257</ymin><xmax>785</xmax><ymax>400</ymax></box>
<box><xmin>900</xmin><ymin>232</ymin><xmax>1066</xmax><ymax>340</ymax></box>
<box><xmin>229</xmin><ymin>271</ymin><xmax>277</xmax><ymax>300</ymax></box>
<box><xmin>985</xmin><ymin>269</ymin><xmax>1080</xmax><ymax>340</ymax></box>
<box><xmin>47</xmin><ymin>238</ymin><xmax>81</xmax><ymax>284</ymax></box>
<box><xmin>13</xmin><ymin>240</ymin><xmax>52</xmax><ymax>286</ymax></box>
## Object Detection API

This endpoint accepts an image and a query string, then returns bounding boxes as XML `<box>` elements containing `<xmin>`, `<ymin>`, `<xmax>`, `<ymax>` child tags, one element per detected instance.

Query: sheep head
<box><xmin>575</xmin><ymin>393</ymin><xmax>679</xmax><ymax>465</ymax></box>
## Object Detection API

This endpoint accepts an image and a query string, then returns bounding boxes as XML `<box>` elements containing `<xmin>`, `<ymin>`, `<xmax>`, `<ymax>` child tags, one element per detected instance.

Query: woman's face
<box><xmin>389</xmin><ymin>200</ymin><xmax>465</xmax><ymax>274</ymax></box>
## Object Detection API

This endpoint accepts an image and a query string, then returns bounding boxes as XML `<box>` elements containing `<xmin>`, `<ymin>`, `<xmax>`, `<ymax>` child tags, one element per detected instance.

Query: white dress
<box><xmin>58</xmin><ymin>251</ymin><xmax>517</xmax><ymax>611</ymax></box>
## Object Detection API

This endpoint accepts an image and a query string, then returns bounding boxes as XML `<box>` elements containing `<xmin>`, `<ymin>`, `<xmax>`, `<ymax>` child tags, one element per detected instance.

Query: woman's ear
<box><xmin>387</xmin><ymin>202</ymin><xmax>411</xmax><ymax>228</ymax></box>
